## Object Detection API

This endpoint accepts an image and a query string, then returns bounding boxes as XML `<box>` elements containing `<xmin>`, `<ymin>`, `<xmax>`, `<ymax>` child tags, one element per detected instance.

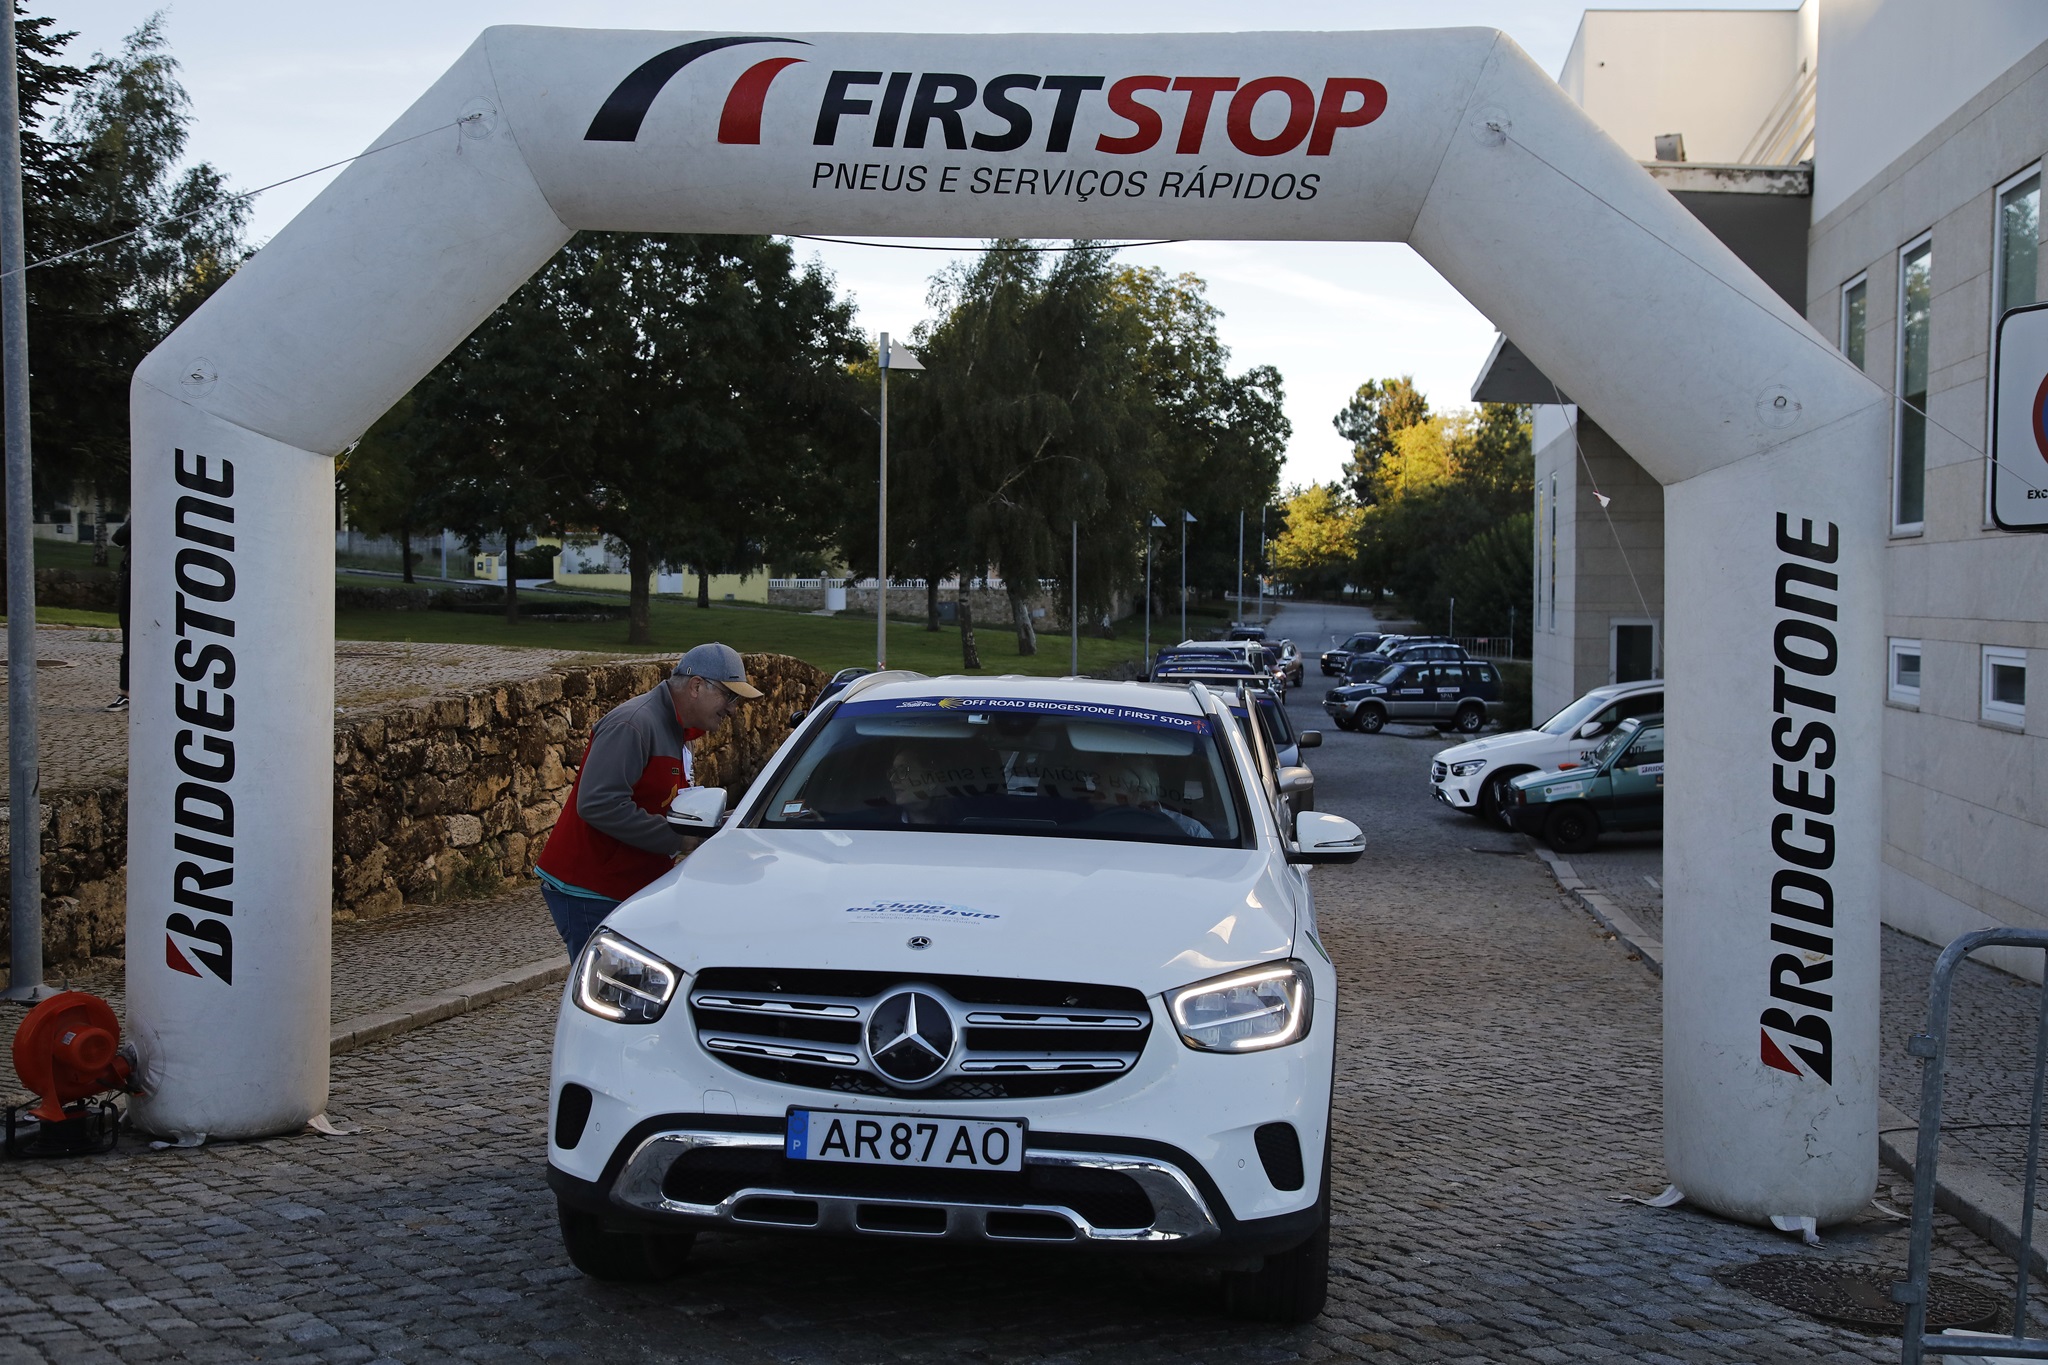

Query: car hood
<box><xmin>1511</xmin><ymin>767</ymin><xmax>1605</xmax><ymax>793</ymax></box>
<box><xmin>605</xmin><ymin>827</ymin><xmax>1296</xmax><ymax>995</ymax></box>
<box><xmin>1435</xmin><ymin>728</ymin><xmax>1543</xmax><ymax>761</ymax></box>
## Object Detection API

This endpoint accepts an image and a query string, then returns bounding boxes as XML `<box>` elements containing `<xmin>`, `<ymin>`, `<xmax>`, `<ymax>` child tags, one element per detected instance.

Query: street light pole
<box><xmin>1069</xmin><ymin>520</ymin><xmax>1078</xmax><ymax>675</ymax></box>
<box><xmin>874</xmin><ymin>332</ymin><xmax>922</xmax><ymax>670</ymax></box>
<box><xmin>1179</xmin><ymin>510</ymin><xmax>1195</xmax><ymax>641</ymax></box>
<box><xmin>2</xmin><ymin>7</ymin><xmax>47</xmax><ymax>1001</ymax></box>
<box><xmin>1257</xmin><ymin>503</ymin><xmax>1267</xmax><ymax>623</ymax></box>
<box><xmin>1235</xmin><ymin>509</ymin><xmax>1243</xmax><ymax>625</ymax></box>
<box><xmin>1144</xmin><ymin>513</ymin><xmax>1163</xmax><ymax>671</ymax></box>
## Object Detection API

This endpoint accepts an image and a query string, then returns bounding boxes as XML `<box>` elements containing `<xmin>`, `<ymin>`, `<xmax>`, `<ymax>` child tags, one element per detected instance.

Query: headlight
<box><xmin>1165</xmin><ymin>961</ymin><xmax>1312</xmax><ymax>1053</ymax></box>
<box><xmin>574</xmin><ymin>930</ymin><xmax>680</xmax><ymax>1024</ymax></box>
<box><xmin>1449</xmin><ymin>760</ymin><xmax>1487</xmax><ymax>777</ymax></box>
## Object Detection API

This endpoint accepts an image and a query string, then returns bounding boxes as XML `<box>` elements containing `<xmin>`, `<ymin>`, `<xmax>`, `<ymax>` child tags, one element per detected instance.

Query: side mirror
<box><xmin>789</xmin><ymin>707</ymin><xmax>809</xmax><ymax>727</ymax></box>
<box><xmin>1576</xmin><ymin>720</ymin><xmax>1606</xmax><ymax>740</ymax></box>
<box><xmin>1277</xmin><ymin>765</ymin><xmax>1315</xmax><ymax>795</ymax></box>
<box><xmin>1297</xmin><ymin>730</ymin><xmax>1322</xmax><ymax>750</ymax></box>
<box><xmin>667</xmin><ymin>786</ymin><xmax>729</xmax><ymax>832</ymax></box>
<box><xmin>1286</xmin><ymin>810</ymin><xmax>1365</xmax><ymax>865</ymax></box>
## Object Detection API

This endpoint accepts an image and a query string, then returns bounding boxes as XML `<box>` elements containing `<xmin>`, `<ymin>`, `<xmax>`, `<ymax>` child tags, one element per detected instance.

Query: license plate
<box><xmin>785</xmin><ymin>1109</ymin><xmax>1025</xmax><ymax>1172</ymax></box>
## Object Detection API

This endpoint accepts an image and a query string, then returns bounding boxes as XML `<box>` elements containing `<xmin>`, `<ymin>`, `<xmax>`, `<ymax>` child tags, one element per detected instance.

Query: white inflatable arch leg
<box><xmin>130</xmin><ymin>26</ymin><xmax>1886</xmax><ymax>1227</ymax></box>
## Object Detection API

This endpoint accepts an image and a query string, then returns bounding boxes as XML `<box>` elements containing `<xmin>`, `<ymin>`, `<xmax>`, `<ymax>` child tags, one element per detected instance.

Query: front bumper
<box><xmin>546</xmin><ymin>1115</ymin><xmax>1321</xmax><ymax>1254</ymax></box>
<box><xmin>549</xmin><ymin>976</ymin><xmax>1334</xmax><ymax>1254</ymax></box>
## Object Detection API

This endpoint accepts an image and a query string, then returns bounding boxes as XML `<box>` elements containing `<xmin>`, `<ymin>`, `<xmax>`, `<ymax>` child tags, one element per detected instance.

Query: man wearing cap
<box><xmin>536</xmin><ymin>642</ymin><xmax>762</xmax><ymax>955</ymax></box>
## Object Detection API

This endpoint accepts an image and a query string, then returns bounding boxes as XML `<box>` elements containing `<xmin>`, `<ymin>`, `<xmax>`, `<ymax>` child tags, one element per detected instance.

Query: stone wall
<box><xmin>0</xmin><ymin>651</ymin><xmax>825</xmax><ymax>972</ymax></box>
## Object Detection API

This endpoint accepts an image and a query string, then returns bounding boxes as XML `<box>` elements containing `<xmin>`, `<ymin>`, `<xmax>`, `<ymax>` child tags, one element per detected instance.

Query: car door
<box><xmin>1604</xmin><ymin>725</ymin><xmax>1666</xmax><ymax>829</ymax></box>
<box><xmin>1427</xmin><ymin>664</ymin><xmax>1466</xmax><ymax>721</ymax></box>
<box><xmin>1387</xmin><ymin>664</ymin><xmax>1432</xmax><ymax>720</ymax></box>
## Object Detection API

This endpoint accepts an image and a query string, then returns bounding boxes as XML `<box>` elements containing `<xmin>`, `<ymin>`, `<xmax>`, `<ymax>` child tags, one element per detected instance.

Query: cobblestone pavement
<box><xmin>0</xmin><ymin>627</ymin><xmax>626</xmax><ymax>788</ymax></box>
<box><xmin>1563</xmin><ymin>836</ymin><xmax>2048</xmax><ymax>1193</ymax></box>
<box><xmin>0</xmin><ymin>614</ymin><xmax>2029</xmax><ymax>1362</ymax></box>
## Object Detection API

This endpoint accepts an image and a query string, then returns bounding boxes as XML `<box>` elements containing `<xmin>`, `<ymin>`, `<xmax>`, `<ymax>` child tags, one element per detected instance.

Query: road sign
<box><xmin>1991</xmin><ymin>300</ymin><xmax>2048</xmax><ymax>531</ymax></box>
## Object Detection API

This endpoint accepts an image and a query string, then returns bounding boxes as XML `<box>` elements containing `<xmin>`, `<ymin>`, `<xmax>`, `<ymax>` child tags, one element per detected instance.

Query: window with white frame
<box><xmin>1895</xmin><ymin>233</ymin><xmax>1933</xmax><ymax>533</ymax></box>
<box><xmin>1982</xmin><ymin>646</ymin><xmax>2027</xmax><ymax>726</ymax></box>
<box><xmin>1840</xmin><ymin>273</ymin><xmax>1867</xmax><ymax>371</ymax></box>
<box><xmin>1988</xmin><ymin>167</ymin><xmax>2040</xmax><ymax>522</ymax></box>
<box><xmin>1888</xmin><ymin>638</ymin><xmax>1922</xmax><ymax>706</ymax></box>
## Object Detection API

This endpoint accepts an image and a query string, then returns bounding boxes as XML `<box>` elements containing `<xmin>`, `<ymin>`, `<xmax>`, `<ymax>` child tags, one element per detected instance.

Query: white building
<box><xmin>1477</xmin><ymin>2</ymin><xmax>2048</xmax><ymax>963</ymax></box>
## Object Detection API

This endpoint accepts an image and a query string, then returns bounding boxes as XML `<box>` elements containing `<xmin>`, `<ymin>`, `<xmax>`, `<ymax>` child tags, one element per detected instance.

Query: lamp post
<box><xmin>1144</xmin><ymin>513</ymin><xmax>1164</xmax><ymax>672</ymax></box>
<box><xmin>1256</xmin><ymin>503</ymin><xmax>1267</xmax><ymax>623</ymax></box>
<box><xmin>1235</xmin><ymin>508</ymin><xmax>1244</xmax><ymax>625</ymax></box>
<box><xmin>1179</xmin><ymin>510</ymin><xmax>1196</xmax><ymax>641</ymax></box>
<box><xmin>875</xmin><ymin>331</ymin><xmax>923</xmax><ymax>670</ymax></box>
<box><xmin>1069</xmin><ymin>519</ymin><xmax>1078</xmax><ymax>676</ymax></box>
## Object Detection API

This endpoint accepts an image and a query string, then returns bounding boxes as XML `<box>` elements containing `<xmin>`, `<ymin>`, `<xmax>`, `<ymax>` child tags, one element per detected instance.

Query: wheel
<box><xmin>1475</xmin><ymin>769</ymin><xmax>1524</xmax><ymax>823</ymax></box>
<box><xmin>557</xmin><ymin>1200</ymin><xmax>695</xmax><ymax>1282</ymax></box>
<box><xmin>1355</xmin><ymin>704</ymin><xmax>1386</xmax><ymax>734</ymax></box>
<box><xmin>1454</xmin><ymin>703</ymin><xmax>1485</xmax><ymax>734</ymax></box>
<box><xmin>1224</xmin><ymin>1154</ymin><xmax>1331</xmax><ymax>1324</ymax></box>
<box><xmin>1544</xmin><ymin>802</ymin><xmax>1600</xmax><ymax>855</ymax></box>
<box><xmin>1332</xmin><ymin>711</ymin><xmax>1357</xmax><ymax>732</ymax></box>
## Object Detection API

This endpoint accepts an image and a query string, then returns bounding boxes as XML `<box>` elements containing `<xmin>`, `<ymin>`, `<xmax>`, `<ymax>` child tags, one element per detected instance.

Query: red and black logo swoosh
<box><xmin>585</xmin><ymin>35</ymin><xmax>809</xmax><ymax>143</ymax></box>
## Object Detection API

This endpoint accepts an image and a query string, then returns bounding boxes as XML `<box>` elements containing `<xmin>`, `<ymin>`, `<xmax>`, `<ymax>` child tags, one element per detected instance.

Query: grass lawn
<box><xmin>1</xmin><ymin>607</ymin><xmax>119</xmax><ymax>628</ymax></box>
<box><xmin>338</xmin><ymin>595</ymin><xmax>1163</xmax><ymax>678</ymax></box>
<box><xmin>32</xmin><ymin>539</ymin><xmax>115</xmax><ymax>574</ymax></box>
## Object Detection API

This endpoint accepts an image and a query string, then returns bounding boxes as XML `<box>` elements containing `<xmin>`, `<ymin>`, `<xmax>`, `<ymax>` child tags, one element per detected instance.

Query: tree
<box><xmin>1267</xmin><ymin>484</ymin><xmax>1362</xmax><ymax>599</ymax></box>
<box><xmin>1107</xmin><ymin>266</ymin><xmax>1289</xmax><ymax>608</ymax></box>
<box><xmin>336</xmin><ymin>398</ymin><xmax>443</xmax><ymax>583</ymax></box>
<box><xmin>894</xmin><ymin>242</ymin><xmax>1153</xmax><ymax>661</ymax></box>
<box><xmin>1333</xmin><ymin>375</ymin><xmax>1429</xmax><ymax>505</ymax></box>
<box><xmin>555</xmin><ymin>233</ymin><xmax>866</xmax><ymax>642</ymax></box>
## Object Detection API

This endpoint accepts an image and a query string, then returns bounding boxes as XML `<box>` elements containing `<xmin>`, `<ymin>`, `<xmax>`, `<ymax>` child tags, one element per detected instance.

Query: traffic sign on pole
<box><xmin>1991</xmin><ymin>301</ymin><xmax>2048</xmax><ymax>531</ymax></box>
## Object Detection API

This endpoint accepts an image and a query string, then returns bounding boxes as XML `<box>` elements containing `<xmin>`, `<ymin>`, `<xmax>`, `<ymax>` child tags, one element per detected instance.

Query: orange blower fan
<box><xmin>7</xmin><ymin>990</ymin><xmax>134</xmax><ymax>1157</ymax></box>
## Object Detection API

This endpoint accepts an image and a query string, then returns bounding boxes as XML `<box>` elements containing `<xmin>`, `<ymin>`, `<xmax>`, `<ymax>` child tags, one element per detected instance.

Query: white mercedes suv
<box><xmin>547</xmin><ymin>672</ymin><xmax>1364</xmax><ymax>1323</ymax></box>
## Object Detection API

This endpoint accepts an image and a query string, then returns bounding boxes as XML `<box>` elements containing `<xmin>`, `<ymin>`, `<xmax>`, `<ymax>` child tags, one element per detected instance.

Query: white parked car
<box><xmin>547</xmin><ymin>672</ymin><xmax>1365</xmax><ymax>1323</ymax></box>
<box><xmin>1429</xmin><ymin>680</ymin><xmax>1664</xmax><ymax>821</ymax></box>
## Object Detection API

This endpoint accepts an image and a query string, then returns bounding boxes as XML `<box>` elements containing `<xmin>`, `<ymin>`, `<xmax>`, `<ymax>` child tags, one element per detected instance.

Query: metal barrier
<box><xmin>1898</xmin><ymin>928</ymin><xmax>2048</xmax><ymax>1362</ymax></box>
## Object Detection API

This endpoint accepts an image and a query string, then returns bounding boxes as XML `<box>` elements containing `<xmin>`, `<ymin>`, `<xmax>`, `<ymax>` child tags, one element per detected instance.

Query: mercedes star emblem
<box><xmin>907</xmin><ymin>935</ymin><xmax>932</xmax><ymax>950</ymax></box>
<box><xmin>866</xmin><ymin>989</ymin><xmax>956</xmax><ymax>1086</ymax></box>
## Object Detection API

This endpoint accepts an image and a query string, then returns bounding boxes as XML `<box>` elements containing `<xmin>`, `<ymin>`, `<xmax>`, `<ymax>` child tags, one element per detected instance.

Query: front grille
<box><xmin>1431</xmin><ymin>761</ymin><xmax>1448</xmax><ymax>782</ymax></box>
<box><xmin>689</xmin><ymin>968</ymin><xmax>1151</xmax><ymax>1099</ymax></box>
<box><xmin>661</xmin><ymin>1144</ymin><xmax>1156</xmax><ymax>1229</ymax></box>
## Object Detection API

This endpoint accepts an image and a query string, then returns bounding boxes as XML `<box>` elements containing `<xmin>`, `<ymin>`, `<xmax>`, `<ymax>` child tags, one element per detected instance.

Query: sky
<box><xmin>54</xmin><ymin>1</ymin><xmax>1786</xmax><ymax>491</ymax></box>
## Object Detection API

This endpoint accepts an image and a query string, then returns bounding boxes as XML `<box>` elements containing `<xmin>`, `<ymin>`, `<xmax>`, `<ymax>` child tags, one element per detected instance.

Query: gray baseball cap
<box><xmin>674</xmin><ymin>642</ymin><xmax>762</xmax><ymax>698</ymax></box>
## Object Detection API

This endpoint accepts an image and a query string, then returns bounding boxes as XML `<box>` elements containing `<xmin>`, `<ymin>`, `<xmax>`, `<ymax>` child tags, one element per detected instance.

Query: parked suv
<box><xmin>1429</xmin><ymin>680</ymin><xmax>1664</xmax><ymax>821</ymax></box>
<box><xmin>1323</xmin><ymin>659</ymin><xmax>1501</xmax><ymax>733</ymax></box>
<box><xmin>1319</xmin><ymin>632</ymin><xmax>1384</xmax><ymax>676</ymax></box>
<box><xmin>548</xmin><ymin>673</ymin><xmax>1365</xmax><ymax>1323</ymax></box>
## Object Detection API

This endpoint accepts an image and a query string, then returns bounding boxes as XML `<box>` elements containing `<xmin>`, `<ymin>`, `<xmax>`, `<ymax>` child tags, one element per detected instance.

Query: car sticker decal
<box><xmin>840</xmin><ymin>695</ymin><xmax>1211</xmax><ymax>734</ymax></box>
<box><xmin>841</xmin><ymin>900</ymin><xmax>1001</xmax><ymax>924</ymax></box>
<box><xmin>1636</xmin><ymin>763</ymin><xmax>1665</xmax><ymax>775</ymax></box>
<box><xmin>1546</xmin><ymin>780</ymin><xmax>1591</xmax><ymax>800</ymax></box>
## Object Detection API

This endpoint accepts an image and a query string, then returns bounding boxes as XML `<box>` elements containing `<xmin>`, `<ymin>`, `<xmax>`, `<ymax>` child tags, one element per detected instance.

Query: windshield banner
<box><xmin>840</xmin><ymin>694</ymin><xmax>1212</xmax><ymax>733</ymax></box>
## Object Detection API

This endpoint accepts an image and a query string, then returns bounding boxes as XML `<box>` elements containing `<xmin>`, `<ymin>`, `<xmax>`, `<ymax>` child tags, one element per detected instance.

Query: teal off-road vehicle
<box><xmin>1500</xmin><ymin>715</ymin><xmax>1664</xmax><ymax>854</ymax></box>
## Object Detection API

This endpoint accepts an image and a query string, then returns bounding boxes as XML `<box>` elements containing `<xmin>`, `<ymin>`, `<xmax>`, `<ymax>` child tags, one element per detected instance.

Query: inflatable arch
<box><xmin>127</xmin><ymin>27</ymin><xmax>1889</xmax><ymax>1228</ymax></box>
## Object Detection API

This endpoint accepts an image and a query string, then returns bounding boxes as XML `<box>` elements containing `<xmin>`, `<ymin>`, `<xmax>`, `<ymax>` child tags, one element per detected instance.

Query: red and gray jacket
<box><xmin>537</xmin><ymin>682</ymin><xmax>704</xmax><ymax>901</ymax></box>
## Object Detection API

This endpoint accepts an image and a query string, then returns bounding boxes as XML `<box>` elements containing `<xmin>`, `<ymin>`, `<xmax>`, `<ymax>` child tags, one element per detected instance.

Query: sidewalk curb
<box><xmin>1529</xmin><ymin>844</ymin><xmax>1663</xmax><ymax>977</ymax></box>
<box><xmin>1527</xmin><ymin>843</ymin><xmax>2046</xmax><ymax>1273</ymax></box>
<box><xmin>328</xmin><ymin>955</ymin><xmax>569</xmax><ymax>1056</ymax></box>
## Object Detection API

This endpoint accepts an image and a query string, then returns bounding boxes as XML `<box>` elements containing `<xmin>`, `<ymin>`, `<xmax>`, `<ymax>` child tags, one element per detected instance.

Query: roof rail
<box><xmin>839</xmin><ymin>668</ymin><xmax>927</xmax><ymax>703</ymax></box>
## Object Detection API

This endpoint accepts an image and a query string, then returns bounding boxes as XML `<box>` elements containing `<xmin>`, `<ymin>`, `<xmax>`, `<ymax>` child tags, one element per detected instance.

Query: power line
<box><xmin>2</xmin><ymin>113</ymin><xmax>483</xmax><ymax>283</ymax></box>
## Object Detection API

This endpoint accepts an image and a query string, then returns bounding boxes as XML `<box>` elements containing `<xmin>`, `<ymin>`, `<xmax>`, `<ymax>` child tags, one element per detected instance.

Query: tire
<box><xmin>1544</xmin><ymin>802</ymin><xmax>1600</xmax><ymax>855</ymax></box>
<box><xmin>1355</xmin><ymin>704</ymin><xmax>1387</xmax><ymax>734</ymax></box>
<box><xmin>1475</xmin><ymin>769</ymin><xmax>1525</xmax><ymax>823</ymax></box>
<box><xmin>1332</xmin><ymin>711</ymin><xmax>1357</xmax><ymax>732</ymax></box>
<box><xmin>557</xmin><ymin>1200</ymin><xmax>695</xmax><ymax>1282</ymax></box>
<box><xmin>1454</xmin><ymin>703</ymin><xmax>1485</xmax><ymax>734</ymax></box>
<box><xmin>1224</xmin><ymin>1151</ymin><xmax>1331</xmax><ymax>1324</ymax></box>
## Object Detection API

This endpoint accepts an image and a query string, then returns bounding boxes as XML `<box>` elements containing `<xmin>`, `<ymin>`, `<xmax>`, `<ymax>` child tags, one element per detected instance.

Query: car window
<box><xmin>1620</xmin><ymin>727</ymin><xmax>1664</xmax><ymax>768</ymax></box>
<box><xmin>1374</xmin><ymin>664</ymin><xmax>1405</xmax><ymax>685</ymax></box>
<box><xmin>756</xmin><ymin>695</ymin><xmax>1248</xmax><ymax>846</ymax></box>
<box><xmin>1538</xmin><ymin>691</ymin><xmax>1621</xmax><ymax>736</ymax></box>
<box><xmin>1438</xmin><ymin>664</ymin><xmax>1465</xmax><ymax>688</ymax></box>
<box><xmin>1590</xmin><ymin>721</ymin><xmax>1639</xmax><ymax>768</ymax></box>
<box><xmin>1617</xmin><ymin>691</ymin><xmax>1664</xmax><ymax>720</ymax></box>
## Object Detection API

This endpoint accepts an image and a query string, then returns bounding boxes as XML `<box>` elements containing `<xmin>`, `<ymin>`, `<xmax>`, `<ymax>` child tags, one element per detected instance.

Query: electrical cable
<box><xmin>1</xmin><ymin>113</ymin><xmax>485</xmax><ymax>284</ymax></box>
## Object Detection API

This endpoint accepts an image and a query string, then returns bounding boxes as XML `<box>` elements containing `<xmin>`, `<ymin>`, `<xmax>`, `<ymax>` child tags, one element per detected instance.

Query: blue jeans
<box><xmin>542</xmin><ymin>883</ymin><xmax>621</xmax><ymax>959</ymax></box>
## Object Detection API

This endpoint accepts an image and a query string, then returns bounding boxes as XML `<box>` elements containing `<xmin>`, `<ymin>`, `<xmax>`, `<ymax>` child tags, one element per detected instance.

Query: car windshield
<box><xmin>1589</xmin><ymin>721</ymin><xmax>1639</xmax><ymax>768</ymax></box>
<box><xmin>756</xmin><ymin>694</ymin><xmax>1246</xmax><ymax>846</ymax></box>
<box><xmin>1537</xmin><ymin>691</ymin><xmax>1623</xmax><ymax>736</ymax></box>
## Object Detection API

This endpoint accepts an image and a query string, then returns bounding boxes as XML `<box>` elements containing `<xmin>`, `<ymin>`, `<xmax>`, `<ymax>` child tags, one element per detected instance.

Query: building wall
<box><xmin>1813</xmin><ymin>0</ymin><xmax>2048</xmax><ymax>219</ymax></box>
<box><xmin>1560</xmin><ymin>7</ymin><xmax>1806</xmax><ymax>163</ymax></box>
<box><xmin>1530</xmin><ymin>407</ymin><xmax>1667</xmax><ymax>722</ymax></box>
<box><xmin>1807</xmin><ymin>32</ymin><xmax>2048</xmax><ymax>965</ymax></box>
